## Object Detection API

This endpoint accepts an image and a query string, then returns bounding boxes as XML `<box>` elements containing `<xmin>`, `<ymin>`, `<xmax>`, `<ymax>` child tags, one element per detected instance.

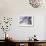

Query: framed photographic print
<box><xmin>18</xmin><ymin>16</ymin><xmax>34</xmax><ymax>27</ymax></box>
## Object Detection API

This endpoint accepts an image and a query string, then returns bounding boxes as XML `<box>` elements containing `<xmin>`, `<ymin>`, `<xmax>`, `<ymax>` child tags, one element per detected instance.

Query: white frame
<box><xmin>17</xmin><ymin>16</ymin><xmax>34</xmax><ymax>27</ymax></box>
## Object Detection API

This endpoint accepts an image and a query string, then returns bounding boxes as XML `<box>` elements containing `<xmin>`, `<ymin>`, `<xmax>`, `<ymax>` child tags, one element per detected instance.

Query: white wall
<box><xmin>44</xmin><ymin>16</ymin><xmax>46</xmax><ymax>40</ymax></box>
<box><xmin>0</xmin><ymin>0</ymin><xmax>46</xmax><ymax>40</ymax></box>
<box><xmin>9</xmin><ymin>16</ymin><xmax>45</xmax><ymax>40</ymax></box>
<box><xmin>0</xmin><ymin>16</ymin><xmax>45</xmax><ymax>40</ymax></box>
<box><xmin>0</xmin><ymin>0</ymin><xmax>46</xmax><ymax>17</ymax></box>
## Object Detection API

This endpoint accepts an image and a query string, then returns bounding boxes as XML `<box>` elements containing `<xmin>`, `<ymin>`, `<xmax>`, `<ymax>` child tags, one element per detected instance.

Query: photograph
<box><xmin>18</xmin><ymin>16</ymin><xmax>33</xmax><ymax>26</ymax></box>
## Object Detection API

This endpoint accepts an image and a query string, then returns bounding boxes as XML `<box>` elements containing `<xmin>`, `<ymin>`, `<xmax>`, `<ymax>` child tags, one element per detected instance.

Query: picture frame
<box><xmin>18</xmin><ymin>16</ymin><xmax>34</xmax><ymax>27</ymax></box>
